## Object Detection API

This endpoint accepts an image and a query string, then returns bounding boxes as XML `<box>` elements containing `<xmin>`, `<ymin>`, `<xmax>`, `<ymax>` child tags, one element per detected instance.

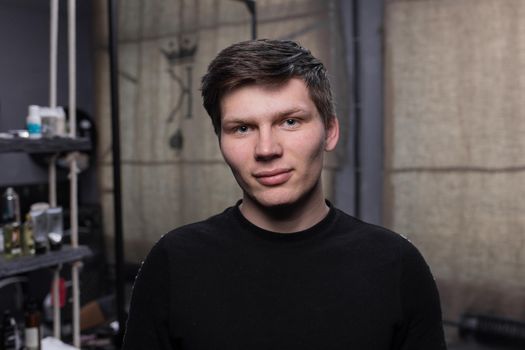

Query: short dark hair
<box><xmin>201</xmin><ymin>39</ymin><xmax>335</xmax><ymax>135</ymax></box>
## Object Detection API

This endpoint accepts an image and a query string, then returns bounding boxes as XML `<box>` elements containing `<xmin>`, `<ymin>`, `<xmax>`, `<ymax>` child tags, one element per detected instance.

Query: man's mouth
<box><xmin>253</xmin><ymin>169</ymin><xmax>293</xmax><ymax>186</ymax></box>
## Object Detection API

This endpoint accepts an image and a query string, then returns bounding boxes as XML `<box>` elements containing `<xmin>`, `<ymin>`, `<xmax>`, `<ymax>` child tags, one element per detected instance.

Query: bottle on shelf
<box><xmin>24</xmin><ymin>299</ymin><xmax>41</xmax><ymax>350</ymax></box>
<box><xmin>2</xmin><ymin>187</ymin><xmax>22</xmax><ymax>259</ymax></box>
<box><xmin>55</xmin><ymin>106</ymin><xmax>66</xmax><ymax>136</ymax></box>
<box><xmin>3</xmin><ymin>222</ymin><xmax>22</xmax><ymax>258</ymax></box>
<box><xmin>30</xmin><ymin>203</ymin><xmax>49</xmax><ymax>255</ymax></box>
<box><xmin>40</xmin><ymin>106</ymin><xmax>66</xmax><ymax>138</ymax></box>
<box><xmin>22</xmin><ymin>213</ymin><xmax>36</xmax><ymax>256</ymax></box>
<box><xmin>2</xmin><ymin>187</ymin><xmax>21</xmax><ymax>224</ymax></box>
<box><xmin>46</xmin><ymin>207</ymin><xmax>63</xmax><ymax>251</ymax></box>
<box><xmin>1</xmin><ymin>310</ymin><xmax>21</xmax><ymax>350</ymax></box>
<box><xmin>26</xmin><ymin>105</ymin><xmax>42</xmax><ymax>139</ymax></box>
<box><xmin>0</xmin><ymin>226</ymin><xmax>4</xmax><ymax>254</ymax></box>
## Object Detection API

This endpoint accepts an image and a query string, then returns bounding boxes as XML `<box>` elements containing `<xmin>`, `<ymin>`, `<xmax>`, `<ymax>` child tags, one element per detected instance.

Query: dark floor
<box><xmin>448</xmin><ymin>344</ymin><xmax>512</xmax><ymax>350</ymax></box>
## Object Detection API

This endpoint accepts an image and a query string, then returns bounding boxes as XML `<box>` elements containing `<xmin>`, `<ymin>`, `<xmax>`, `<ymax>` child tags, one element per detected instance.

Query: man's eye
<box><xmin>236</xmin><ymin>125</ymin><xmax>249</xmax><ymax>133</ymax></box>
<box><xmin>284</xmin><ymin>119</ymin><xmax>299</xmax><ymax>127</ymax></box>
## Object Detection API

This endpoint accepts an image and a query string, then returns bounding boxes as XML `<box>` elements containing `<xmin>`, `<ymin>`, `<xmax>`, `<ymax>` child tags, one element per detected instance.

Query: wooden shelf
<box><xmin>0</xmin><ymin>245</ymin><xmax>92</xmax><ymax>278</ymax></box>
<box><xmin>0</xmin><ymin>137</ymin><xmax>90</xmax><ymax>154</ymax></box>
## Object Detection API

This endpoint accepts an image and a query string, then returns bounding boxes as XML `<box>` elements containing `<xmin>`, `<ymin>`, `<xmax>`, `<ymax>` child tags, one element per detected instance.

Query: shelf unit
<box><xmin>0</xmin><ymin>1</ymin><xmax>94</xmax><ymax>347</ymax></box>
<box><xmin>0</xmin><ymin>137</ymin><xmax>90</xmax><ymax>154</ymax></box>
<box><xmin>0</xmin><ymin>245</ymin><xmax>91</xmax><ymax>279</ymax></box>
<box><xmin>0</xmin><ymin>135</ymin><xmax>90</xmax><ymax>348</ymax></box>
<box><xmin>0</xmin><ymin>1</ymin><xmax>86</xmax><ymax>347</ymax></box>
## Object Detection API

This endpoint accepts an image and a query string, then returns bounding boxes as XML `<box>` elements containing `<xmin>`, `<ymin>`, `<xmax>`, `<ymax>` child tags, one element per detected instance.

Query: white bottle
<box><xmin>26</xmin><ymin>105</ymin><xmax>41</xmax><ymax>138</ymax></box>
<box><xmin>55</xmin><ymin>106</ymin><xmax>66</xmax><ymax>136</ymax></box>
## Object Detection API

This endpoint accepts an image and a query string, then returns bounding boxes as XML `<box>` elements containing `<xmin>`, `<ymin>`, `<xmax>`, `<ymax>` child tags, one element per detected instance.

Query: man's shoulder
<box><xmin>158</xmin><ymin>206</ymin><xmax>237</xmax><ymax>247</ymax></box>
<box><xmin>332</xmin><ymin>207</ymin><xmax>420</xmax><ymax>261</ymax></box>
<box><xmin>333</xmin><ymin>208</ymin><xmax>405</xmax><ymax>241</ymax></box>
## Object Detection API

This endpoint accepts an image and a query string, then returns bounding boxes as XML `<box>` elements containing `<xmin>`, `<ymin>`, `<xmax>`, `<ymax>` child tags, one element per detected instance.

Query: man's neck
<box><xmin>239</xmin><ymin>187</ymin><xmax>329</xmax><ymax>234</ymax></box>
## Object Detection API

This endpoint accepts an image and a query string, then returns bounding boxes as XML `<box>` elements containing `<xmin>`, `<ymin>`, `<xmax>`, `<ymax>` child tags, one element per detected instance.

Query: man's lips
<box><xmin>253</xmin><ymin>169</ymin><xmax>293</xmax><ymax>186</ymax></box>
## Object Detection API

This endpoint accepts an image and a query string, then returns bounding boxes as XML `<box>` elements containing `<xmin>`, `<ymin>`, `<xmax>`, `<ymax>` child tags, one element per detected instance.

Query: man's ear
<box><xmin>324</xmin><ymin>116</ymin><xmax>339</xmax><ymax>151</ymax></box>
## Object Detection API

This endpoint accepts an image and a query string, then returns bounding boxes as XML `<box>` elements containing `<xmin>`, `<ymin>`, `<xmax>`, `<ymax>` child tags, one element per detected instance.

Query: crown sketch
<box><xmin>161</xmin><ymin>39</ymin><xmax>198</xmax><ymax>65</ymax></box>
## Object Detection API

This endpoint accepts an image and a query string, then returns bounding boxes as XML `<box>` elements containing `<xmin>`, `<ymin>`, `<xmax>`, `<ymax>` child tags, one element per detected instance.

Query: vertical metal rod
<box><xmin>250</xmin><ymin>1</ymin><xmax>257</xmax><ymax>39</ymax></box>
<box><xmin>245</xmin><ymin>0</ymin><xmax>257</xmax><ymax>39</ymax></box>
<box><xmin>49</xmin><ymin>0</ymin><xmax>59</xmax><ymax>209</ymax></box>
<box><xmin>53</xmin><ymin>268</ymin><xmax>61</xmax><ymax>339</ymax></box>
<box><xmin>68</xmin><ymin>0</ymin><xmax>80</xmax><ymax>347</ymax></box>
<box><xmin>68</xmin><ymin>0</ymin><xmax>77</xmax><ymax>139</ymax></box>
<box><xmin>107</xmin><ymin>0</ymin><xmax>126</xmax><ymax>344</ymax></box>
<box><xmin>49</xmin><ymin>157</ymin><xmax>57</xmax><ymax>208</ymax></box>
<box><xmin>185</xmin><ymin>66</ymin><xmax>193</xmax><ymax>119</ymax></box>
<box><xmin>50</xmin><ymin>0</ymin><xmax>58</xmax><ymax>109</ymax></box>
<box><xmin>232</xmin><ymin>0</ymin><xmax>257</xmax><ymax>39</ymax></box>
<box><xmin>351</xmin><ymin>0</ymin><xmax>362</xmax><ymax>219</ymax></box>
<box><xmin>71</xmin><ymin>263</ymin><xmax>80</xmax><ymax>347</ymax></box>
<box><xmin>49</xmin><ymin>0</ymin><xmax>60</xmax><ymax>339</ymax></box>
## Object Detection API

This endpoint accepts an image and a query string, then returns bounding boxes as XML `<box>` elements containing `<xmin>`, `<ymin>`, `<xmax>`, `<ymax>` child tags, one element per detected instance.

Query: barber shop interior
<box><xmin>0</xmin><ymin>0</ymin><xmax>524</xmax><ymax>349</ymax></box>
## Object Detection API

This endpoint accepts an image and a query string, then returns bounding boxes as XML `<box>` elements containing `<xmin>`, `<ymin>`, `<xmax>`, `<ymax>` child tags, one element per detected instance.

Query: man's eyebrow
<box><xmin>223</xmin><ymin>107</ymin><xmax>308</xmax><ymax>123</ymax></box>
<box><xmin>275</xmin><ymin>107</ymin><xmax>308</xmax><ymax>118</ymax></box>
<box><xmin>221</xmin><ymin>117</ymin><xmax>248</xmax><ymax>124</ymax></box>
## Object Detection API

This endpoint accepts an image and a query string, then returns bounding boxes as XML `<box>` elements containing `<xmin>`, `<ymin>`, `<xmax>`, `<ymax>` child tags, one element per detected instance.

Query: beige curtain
<box><xmin>385</xmin><ymin>0</ymin><xmax>525</xmax><ymax>324</ymax></box>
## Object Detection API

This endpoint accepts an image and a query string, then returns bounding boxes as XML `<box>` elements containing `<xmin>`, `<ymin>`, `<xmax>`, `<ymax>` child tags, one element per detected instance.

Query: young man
<box><xmin>123</xmin><ymin>39</ymin><xmax>447</xmax><ymax>349</ymax></box>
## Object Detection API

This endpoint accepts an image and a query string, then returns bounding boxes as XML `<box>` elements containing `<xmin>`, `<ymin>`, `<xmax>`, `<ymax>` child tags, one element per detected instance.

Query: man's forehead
<box><xmin>221</xmin><ymin>78</ymin><xmax>314</xmax><ymax>115</ymax></box>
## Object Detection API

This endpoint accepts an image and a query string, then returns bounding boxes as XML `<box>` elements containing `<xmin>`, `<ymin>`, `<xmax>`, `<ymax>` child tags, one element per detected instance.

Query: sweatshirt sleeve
<box><xmin>393</xmin><ymin>241</ymin><xmax>448</xmax><ymax>350</ymax></box>
<box><xmin>122</xmin><ymin>237</ymin><xmax>178</xmax><ymax>350</ymax></box>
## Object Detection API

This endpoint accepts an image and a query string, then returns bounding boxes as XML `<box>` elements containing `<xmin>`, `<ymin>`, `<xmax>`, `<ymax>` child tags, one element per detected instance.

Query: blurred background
<box><xmin>0</xmin><ymin>0</ymin><xmax>524</xmax><ymax>349</ymax></box>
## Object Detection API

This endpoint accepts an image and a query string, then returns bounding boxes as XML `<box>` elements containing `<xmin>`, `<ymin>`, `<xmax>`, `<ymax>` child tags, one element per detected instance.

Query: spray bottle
<box><xmin>26</xmin><ymin>105</ymin><xmax>41</xmax><ymax>139</ymax></box>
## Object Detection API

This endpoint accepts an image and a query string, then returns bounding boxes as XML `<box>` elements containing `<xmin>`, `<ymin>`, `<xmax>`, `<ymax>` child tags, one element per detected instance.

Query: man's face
<box><xmin>219</xmin><ymin>78</ymin><xmax>339</xmax><ymax>209</ymax></box>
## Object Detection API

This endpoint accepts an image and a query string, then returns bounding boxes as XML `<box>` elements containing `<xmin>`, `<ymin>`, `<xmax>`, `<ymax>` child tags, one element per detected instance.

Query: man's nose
<box><xmin>254</xmin><ymin>127</ymin><xmax>282</xmax><ymax>161</ymax></box>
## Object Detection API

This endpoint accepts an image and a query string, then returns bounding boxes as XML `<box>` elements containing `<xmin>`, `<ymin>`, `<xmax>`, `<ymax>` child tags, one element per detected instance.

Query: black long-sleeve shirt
<box><xmin>123</xmin><ymin>203</ymin><xmax>446</xmax><ymax>349</ymax></box>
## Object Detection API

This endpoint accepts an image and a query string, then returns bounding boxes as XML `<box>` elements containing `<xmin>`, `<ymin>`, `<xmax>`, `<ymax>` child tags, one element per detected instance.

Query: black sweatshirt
<box><xmin>122</xmin><ymin>203</ymin><xmax>446</xmax><ymax>350</ymax></box>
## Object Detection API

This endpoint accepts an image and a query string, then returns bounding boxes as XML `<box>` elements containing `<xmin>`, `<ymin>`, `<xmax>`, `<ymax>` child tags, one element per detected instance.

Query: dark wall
<box><xmin>0</xmin><ymin>0</ymin><xmax>94</xmax><ymax>188</ymax></box>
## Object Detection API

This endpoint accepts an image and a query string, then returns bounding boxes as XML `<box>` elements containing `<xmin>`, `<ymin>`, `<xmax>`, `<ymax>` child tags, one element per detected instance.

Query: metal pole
<box><xmin>107</xmin><ymin>0</ymin><xmax>126</xmax><ymax>345</ymax></box>
<box><xmin>49</xmin><ymin>0</ymin><xmax>60</xmax><ymax>339</ymax></box>
<box><xmin>68</xmin><ymin>0</ymin><xmax>81</xmax><ymax>347</ymax></box>
<box><xmin>245</xmin><ymin>0</ymin><xmax>257</xmax><ymax>39</ymax></box>
<box><xmin>49</xmin><ymin>0</ymin><xmax>59</xmax><ymax>208</ymax></box>
<box><xmin>50</xmin><ymin>0</ymin><xmax>58</xmax><ymax>110</ymax></box>
<box><xmin>351</xmin><ymin>0</ymin><xmax>362</xmax><ymax>219</ymax></box>
<box><xmin>232</xmin><ymin>0</ymin><xmax>257</xmax><ymax>39</ymax></box>
<box><xmin>52</xmin><ymin>267</ymin><xmax>61</xmax><ymax>339</ymax></box>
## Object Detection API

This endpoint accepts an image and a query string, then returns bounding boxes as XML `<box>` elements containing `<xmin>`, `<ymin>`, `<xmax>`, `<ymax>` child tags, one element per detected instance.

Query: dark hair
<box><xmin>201</xmin><ymin>39</ymin><xmax>335</xmax><ymax>135</ymax></box>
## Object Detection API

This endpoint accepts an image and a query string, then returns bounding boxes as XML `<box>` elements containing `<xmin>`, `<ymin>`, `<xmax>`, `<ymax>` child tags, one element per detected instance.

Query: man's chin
<box><xmin>243</xmin><ymin>183</ymin><xmax>320</xmax><ymax>211</ymax></box>
<box><xmin>245</xmin><ymin>193</ymin><xmax>298</xmax><ymax>211</ymax></box>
